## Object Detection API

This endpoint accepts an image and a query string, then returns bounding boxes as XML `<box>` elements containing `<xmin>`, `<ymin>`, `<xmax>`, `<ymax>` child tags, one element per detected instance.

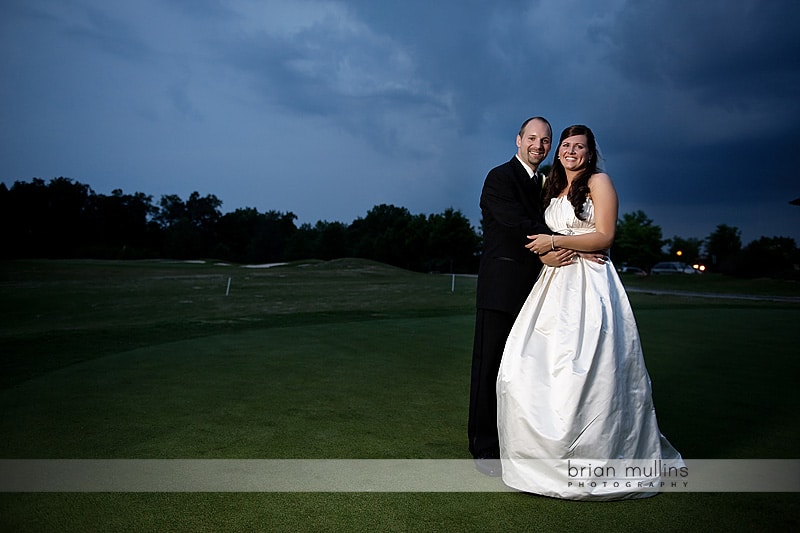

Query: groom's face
<box><xmin>516</xmin><ymin>119</ymin><xmax>552</xmax><ymax>170</ymax></box>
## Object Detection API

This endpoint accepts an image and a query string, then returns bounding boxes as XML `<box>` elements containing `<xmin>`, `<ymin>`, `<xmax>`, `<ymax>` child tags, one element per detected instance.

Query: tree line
<box><xmin>0</xmin><ymin>177</ymin><xmax>480</xmax><ymax>273</ymax></box>
<box><xmin>1</xmin><ymin>177</ymin><xmax>797</xmax><ymax>278</ymax></box>
<box><xmin>612</xmin><ymin>211</ymin><xmax>798</xmax><ymax>279</ymax></box>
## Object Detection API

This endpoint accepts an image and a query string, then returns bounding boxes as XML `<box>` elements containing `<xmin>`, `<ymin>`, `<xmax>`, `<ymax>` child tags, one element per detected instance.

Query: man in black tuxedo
<box><xmin>468</xmin><ymin>116</ymin><xmax>575</xmax><ymax>476</ymax></box>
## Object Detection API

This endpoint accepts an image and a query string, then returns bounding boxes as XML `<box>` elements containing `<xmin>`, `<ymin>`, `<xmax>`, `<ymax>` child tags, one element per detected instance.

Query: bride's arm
<box><xmin>526</xmin><ymin>173</ymin><xmax>618</xmax><ymax>254</ymax></box>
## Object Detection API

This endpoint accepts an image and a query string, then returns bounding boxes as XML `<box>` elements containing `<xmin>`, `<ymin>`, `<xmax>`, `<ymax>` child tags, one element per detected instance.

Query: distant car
<box><xmin>617</xmin><ymin>266</ymin><xmax>648</xmax><ymax>276</ymax></box>
<box><xmin>649</xmin><ymin>261</ymin><xmax>702</xmax><ymax>275</ymax></box>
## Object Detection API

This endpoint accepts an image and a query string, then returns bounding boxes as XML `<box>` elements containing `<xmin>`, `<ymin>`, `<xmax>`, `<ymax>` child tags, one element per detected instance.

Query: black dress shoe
<box><xmin>474</xmin><ymin>458</ymin><xmax>502</xmax><ymax>477</ymax></box>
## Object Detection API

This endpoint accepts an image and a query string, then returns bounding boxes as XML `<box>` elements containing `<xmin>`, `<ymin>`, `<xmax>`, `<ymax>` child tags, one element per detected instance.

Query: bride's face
<box><xmin>559</xmin><ymin>134</ymin><xmax>592</xmax><ymax>172</ymax></box>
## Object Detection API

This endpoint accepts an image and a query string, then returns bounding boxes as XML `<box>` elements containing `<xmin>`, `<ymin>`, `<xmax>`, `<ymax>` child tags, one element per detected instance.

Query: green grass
<box><xmin>620</xmin><ymin>270</ymin><xmax>800</xmax><ymax>298</ymax></box>
<box><xmin>0</xmin><ymin>317</ymin><xmax>471</xmax><ymax>459</ymax></box>
<box><xmin>0</xmin><ymin>258</ymin><xmax>471</xmax><ymax>389</ymax></box>
<box><xmin>1</xmin><ymin>259</ymin><xmax>798</xmax><ymax>532</ymax></box>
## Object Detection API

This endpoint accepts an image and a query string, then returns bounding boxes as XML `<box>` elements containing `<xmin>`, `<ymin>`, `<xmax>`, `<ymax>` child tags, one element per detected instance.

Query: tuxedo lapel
<box><xmin>510</xmin><ymin>158</ymin><xmax>541</xmax><ymax>212</ymax></box>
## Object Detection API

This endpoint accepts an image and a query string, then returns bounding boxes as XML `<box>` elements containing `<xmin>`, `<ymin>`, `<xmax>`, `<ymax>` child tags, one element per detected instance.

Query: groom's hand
<box><xmin>577</xmin><ymin>251</ymin><xmax>609</xmax><ymax>264</ymax></box>
<box><xmin>539</xmin><ymin>248</ymin><xmax>576</xmax><ymax>267</ymax></box>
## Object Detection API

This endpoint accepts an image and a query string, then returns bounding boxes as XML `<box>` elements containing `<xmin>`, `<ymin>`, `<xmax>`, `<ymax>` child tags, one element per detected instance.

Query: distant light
<box><xmin>676</xmin><ymin>250</ymin><xmax>683</xmax><ymax>257</ymax></box>
<box><xmin>693</xmin><ymin>264</ymin><xmax>706</xmax><ymax>272</ymax></box>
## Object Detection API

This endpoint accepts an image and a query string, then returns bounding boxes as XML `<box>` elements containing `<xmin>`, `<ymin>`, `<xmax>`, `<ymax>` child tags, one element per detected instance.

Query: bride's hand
<box><xmin>526</xmin><ymin>234</ymin><xmax>555</xmax><ymax>255</ymax></box>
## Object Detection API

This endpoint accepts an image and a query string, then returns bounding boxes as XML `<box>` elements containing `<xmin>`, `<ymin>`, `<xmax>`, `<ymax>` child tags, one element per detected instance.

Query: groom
<box><xmin>468</xmin><ymin>116</ymin><xmax>574</xmax><ymax>476</ymax></box>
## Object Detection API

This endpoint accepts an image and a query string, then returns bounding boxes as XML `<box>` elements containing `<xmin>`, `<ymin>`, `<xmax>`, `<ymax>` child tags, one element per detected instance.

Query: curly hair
<box><xmin>542</xmin><ymin>125</ymin><xmax>598</xmax><ymax>220</ymax></box>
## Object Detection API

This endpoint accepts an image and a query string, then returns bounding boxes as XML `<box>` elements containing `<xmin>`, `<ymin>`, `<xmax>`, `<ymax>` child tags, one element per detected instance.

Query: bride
<box><xmin>496</xmin><ymin>124</ymin><xmax>683</xmax><ymax>500</ymax></box>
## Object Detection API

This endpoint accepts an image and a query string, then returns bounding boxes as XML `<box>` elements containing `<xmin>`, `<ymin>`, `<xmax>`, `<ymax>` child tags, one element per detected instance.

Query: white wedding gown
<box><xmin>497</xmin><ymin>196</ymin><xmax>683</xmax><ymax>501</ymax></box>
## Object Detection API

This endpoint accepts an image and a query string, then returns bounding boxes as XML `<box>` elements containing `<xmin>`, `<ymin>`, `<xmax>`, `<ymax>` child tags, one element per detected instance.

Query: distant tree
<box><xmin>216</xmin><ymin>207</ymin><xmax>264</xmax><ymax>262</ymax></box>
<box><xmin>343</xmin><ymin>204</ymin><xmax>483</xmax><ymax>272</ymax></box>
<box><xmin>426</xmin><ymin>208</ymin><xmax>481</xmax><ymax>272</ymax></box>
<box><xmin>46</xmin><ymin>177</ymin><xmax>94</xmax><ymax>256</ymax></box>
<box><xmin>186</xmin><ymin>191</ymin><xmax>222</xmax><ymax>231</ymax></box>
<box><xmin>312</xmin><ymin>220</ymin><xmax>349</xmax><ymax>260</ymax></box>
<box><xmin>285</xmin><ymin>207</ymin><xmax>480</xmax><ymax>272</ymax></box>
<box><xmin>89</xmin><ymin>189</ymin><xmax>157</xmax><ymax>258</ymax></box>
<box><xmin>0</xmin><ymin>182</ymin><xmax>11</xmax><ymax>259</ymax></box>
<box><xmin>612</xmin><ymin>210</ymin><xmax>665</xmax><ymax>269</ymax></box>
<box><xmin>666</xmin><ymin>236</ymin><xmax>703</xmax><ymax>265</ymax></box>
<box><xmin>0</xmin><ymin>179</ymin><xmax>43</xmax><ymax>257</ymax></box>
<box><xmin>0</xmin><ymin>177</ymin><xmax>164</xmax><ymax>259</ymax></box>
<box><xmin>3</xmin><ymin>177</ymin><xmax>93</xmax><ymax>258</ymax></box>
<box><xmin>283</xmin><ymin>222</ymin><xmax>317</xmax><ymax>262</ymax></box>
<box><xmin>154</xmin><ymin>194</ymin><xmax>186</xmax><ymax>227</ymax></box>
<box><xmin>216</xmin><ymin>208</ymin><xmax>298</xmax><ymax>263</ymax></box>
<box><xmin>704</xmin><ymin>224</ymin><xmax>742</xmax><ymax>272</ymax></box>
<box><xmin>251</xmin><ymin>210</ymin><xmax>298</xmax><ymax>263</ymax></box>
<box><xmin>285</xmin><ymin>219</ymin><xmax>353</xmax><ymax>263</ymax></box>
<box><xmin>348</xmin><ymin>204</ymin><xmax>421</xmax><ymax>269</ymax></box>
<box><xmin>734</xmin><ymin>236</ymin><xmax>799</xmax><ymax>279</ymax></box>
<box><xmin>404</xmin><ymin>213</ymin><xmax>432</xmax><ymax>271</ymax></box>
<box><xmin>155</xmin><ymin>192</ymin><xmax>222</xmax><ymax>258</ymax></box>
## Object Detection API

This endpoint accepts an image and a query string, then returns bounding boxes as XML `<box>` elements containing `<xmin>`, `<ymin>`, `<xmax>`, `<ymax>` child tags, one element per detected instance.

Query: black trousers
<box><xmin>468</xmin><ymin>308</ymin><xmax>516</xmax><ymax>459</ymax></box>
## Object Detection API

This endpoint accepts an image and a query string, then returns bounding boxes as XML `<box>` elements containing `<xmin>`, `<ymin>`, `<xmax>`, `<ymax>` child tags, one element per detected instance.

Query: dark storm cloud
<box><xmin>1</xmin><ymin>0</ymin><xmax>798</xmax><ymax>244</ymax></box>
<box><xmin>544</xmin><ymin>0</ymin><xmax>800</xmax><ymax>223</ymax></box>
<box><xmin>608</xmin><ymin>1</ymin><xmax>800</xmax><ymax>101</ymax></box>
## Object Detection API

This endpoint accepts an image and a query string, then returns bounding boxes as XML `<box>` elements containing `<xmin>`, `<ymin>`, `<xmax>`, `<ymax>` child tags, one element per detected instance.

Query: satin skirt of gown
<box><xmin>497</xmin><ymin>196</ymin><xmax>683</xmax><ymax>501</ymax></box>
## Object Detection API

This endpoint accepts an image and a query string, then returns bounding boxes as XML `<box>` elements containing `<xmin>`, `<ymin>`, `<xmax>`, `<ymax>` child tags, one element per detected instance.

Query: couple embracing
<box><xmin>467</xmin><ymin>117</ymin><xmax>683</xmax><ymax>501</ymax></box>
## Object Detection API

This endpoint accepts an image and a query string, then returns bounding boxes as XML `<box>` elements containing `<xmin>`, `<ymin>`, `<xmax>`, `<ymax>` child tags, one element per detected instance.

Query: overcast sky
<box><xmin>2</xmin><ymin>0</ymin><xmax>799</xmax><ymax>245</ymax></box>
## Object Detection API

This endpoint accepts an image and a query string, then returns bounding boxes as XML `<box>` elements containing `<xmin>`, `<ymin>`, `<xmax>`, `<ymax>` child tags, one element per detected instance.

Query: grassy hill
<box><xmin>1</xmin><ymin>259</ymin><xmax>798</xmax><ymax>531</ymax></box>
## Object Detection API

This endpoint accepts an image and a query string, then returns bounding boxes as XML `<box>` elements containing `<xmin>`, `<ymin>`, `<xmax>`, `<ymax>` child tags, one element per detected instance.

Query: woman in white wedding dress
<box><xmin>496</xmin><ymin>125</ymin><xmax>682</xmax><ymax>501</ymax></box>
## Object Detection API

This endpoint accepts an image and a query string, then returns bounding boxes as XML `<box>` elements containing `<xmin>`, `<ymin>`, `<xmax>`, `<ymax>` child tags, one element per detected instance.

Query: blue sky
<box><xmin>2</xmin><ymin>0</ymin><xmax>799</xmax><ymax>245</ymax></box>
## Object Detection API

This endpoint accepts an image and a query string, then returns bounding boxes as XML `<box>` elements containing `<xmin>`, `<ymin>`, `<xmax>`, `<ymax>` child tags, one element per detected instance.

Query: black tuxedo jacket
<box><xmin>476</xmin><ymin>156</ymin><xmax>552</xmax><ymax>316</ymax></box>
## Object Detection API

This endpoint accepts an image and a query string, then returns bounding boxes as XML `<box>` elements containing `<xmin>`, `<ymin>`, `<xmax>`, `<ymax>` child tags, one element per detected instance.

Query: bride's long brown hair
<box><xmin>543</xmin><ymin>125</ymin><xmax>598</xmax><ymax>221</ymax></box>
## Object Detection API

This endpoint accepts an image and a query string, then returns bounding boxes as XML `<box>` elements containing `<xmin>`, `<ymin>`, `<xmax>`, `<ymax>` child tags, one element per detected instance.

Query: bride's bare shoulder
<box><xmin>589</xmin><ymin>172</ymin><xmax>611</xmax><ymax>182</ymax></box>
<box><xmin>587</xmin><ymin>173</ymin><xmax>617</xmax><ymax>203</ymax></box>
<box><xmin>588</xmin><ymin>172</ymin><xmax>614</xmax><ymax>189</ymax></box>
